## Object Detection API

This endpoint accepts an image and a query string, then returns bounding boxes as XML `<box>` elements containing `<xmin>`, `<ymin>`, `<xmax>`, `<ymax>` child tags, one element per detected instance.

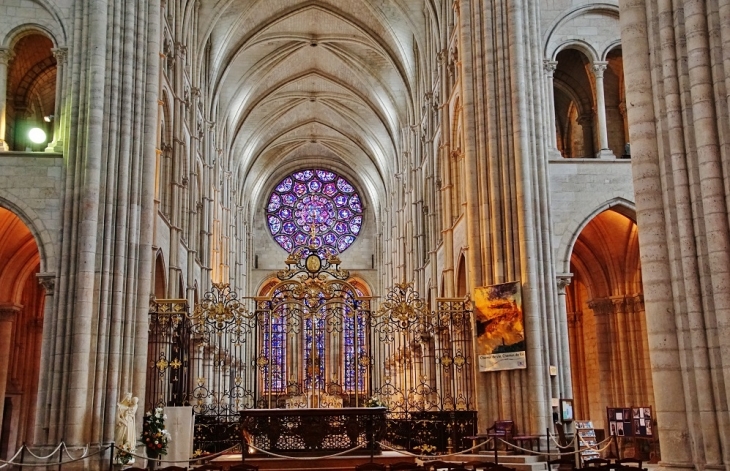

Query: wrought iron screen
<box><xmin>146</xmin><ymin>299</ymin><xmax>191</xmax><ymax>411</ymax></box>
<box><xmin>146</xmin><ymin>260</ymin><xmax>476</xmax><ymax>454</ymax></box>
<box><xmin>371</xmin><ymin>286</ymin><xmax>476</xmax><ymax>452</ymax></box>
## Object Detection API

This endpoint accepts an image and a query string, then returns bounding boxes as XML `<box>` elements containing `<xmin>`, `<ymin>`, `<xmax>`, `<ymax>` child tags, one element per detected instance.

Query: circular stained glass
<box><xmin>267</xmin><ymin>169</ymin><xmax>364</xmax><ymax>258</ymax></box>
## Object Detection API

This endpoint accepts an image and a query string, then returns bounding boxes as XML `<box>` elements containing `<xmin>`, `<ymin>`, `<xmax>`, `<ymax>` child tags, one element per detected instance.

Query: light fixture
<box><xmin>28</xmin><ymin>127</ymin><xmax>47</xmax><ymax>144</ymax></box>
<box><xmin>43</xmin><ymin>114</ymin><xmax>54</xmax><ymax>123</ymax></box>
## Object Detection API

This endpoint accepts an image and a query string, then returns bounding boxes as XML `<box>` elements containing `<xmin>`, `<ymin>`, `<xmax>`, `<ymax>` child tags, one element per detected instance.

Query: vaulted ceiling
<box><xmin>196</xmin><ymin>0</ymin><xmax>433</xmax><ymax>212</ymax></box>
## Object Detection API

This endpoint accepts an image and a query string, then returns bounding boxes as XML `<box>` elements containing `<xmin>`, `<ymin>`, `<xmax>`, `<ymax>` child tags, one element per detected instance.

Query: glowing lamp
<box><xmin>28</xmin><ymin>127</ymin><xmax>47</xmax><ymax>144</ymax></box>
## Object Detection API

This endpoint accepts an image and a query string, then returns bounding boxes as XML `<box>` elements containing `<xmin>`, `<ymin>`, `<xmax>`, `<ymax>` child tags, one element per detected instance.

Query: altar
<box><xmin>240</xmin><ymin>407</ymin><xmax>387</xmax><ymax>456</ymax></box>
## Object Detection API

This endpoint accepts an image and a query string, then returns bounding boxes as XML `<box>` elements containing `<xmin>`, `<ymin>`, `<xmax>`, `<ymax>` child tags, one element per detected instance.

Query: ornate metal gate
<box><xmin>146</xmin><ymin>255</ymin><xmax>476</xmax><ymax>454</ymax></box>
<box><xmin>371</xmin><ymin>285</ymin><xmax>476</xmax><ymax>453</ymax></box>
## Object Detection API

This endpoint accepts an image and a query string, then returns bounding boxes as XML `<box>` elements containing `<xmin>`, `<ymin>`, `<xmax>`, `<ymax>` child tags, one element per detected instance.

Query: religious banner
<box><xmin>474</xmin><ymin>281</ymin><xmax>526</xmax><ymax>372</ymax></box>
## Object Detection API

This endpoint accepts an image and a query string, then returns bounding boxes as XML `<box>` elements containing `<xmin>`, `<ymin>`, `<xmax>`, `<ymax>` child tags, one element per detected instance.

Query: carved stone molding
<box><xmin>0</xmin><ymin>303</ymin><xmax>22</xmax><ymax>322</ymax></box>
<box><xmin>556</xmin><ymin>273</ymin><xmax>573</xmax><ymax>294</ymax></box>
<box><xmin>37</xmin><ymin>272</ymin><xmax>56</xmax><ymax>295</ymax></box>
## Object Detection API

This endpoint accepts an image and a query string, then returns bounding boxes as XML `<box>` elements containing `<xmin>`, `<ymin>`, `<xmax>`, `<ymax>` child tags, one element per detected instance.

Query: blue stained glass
<box><xmin>279</xmin><ymin>208</ymin><xmax>292</xmax><ymax>220</ymax></box>
<box><xmin>276</xmin><ymin>178</ymin><xmax>293</xmax><ymax>192</ymax></box>
<box><xmin>267</xmin><ymin>169</ymin><xmax>363</xmax><ymax>256</ymax></box>
<box><xmin>294</xmin><ymin>232</ymin><xmax>308</xmax><ymax>245</ymax></box>
<box><xmin>282</xmin><ymin>193</ymin><xmax>297</xmax><ymax>206</ymax></box>
<box><xmin>268</xmin><ymin>216</ymin><xmax>282</xmax><ymax>234</ymax></box>
<box><xmin>334</xmin><ymin>222</ymin><xmax>348</xmax><ymax>234</ymax></box>
<box><xmin>337</xmin><ymin>235</ymin><xmax>355</xmax><ymax>252</ymax></box>
<box><xmin>282</xmin><ymin>222</ymin><xmax>296</xmax><ymax>234</ymax></box>
<box><xmin>308</xmin><ymin>180</ymin><xmax>322</xmax><ymax>192</ymax></box>
<box><xmin>267</xmin><ymin>194</ymin><xmax>281</xmax><ymax>212</ymax></box>
<box><xmin>323</xmin><ymin>183</ymin><xmax>337</xmax><ymax>197</ymax></box>
<box><xmin>293</xmin><ymin>182</ymin><xmax>307</xmax><ymax>196</ymax></box>
<box><xmin>317</xmin><ymin>170</ymin><xmax>336</xmax><ymax>181</ymax></box>
<box><xmin>349</xmin><ymin>195</ymin><xmax>362</xmax><ymax>212</ymax></box>
<box><xmin>337</xmin><ymin>178</ymin><xmax>354</xmax><ymax>193</ymax></box>
<box><xmin>338</xmin><ymin>208</ymin><xmax>352</xmax><ymax>219</ymax></box>
<box><xmin>275</xmin><ymin>235</ymin><xmax>293</xmax><ymax>252</ymax></box>
<box><xmin>293</xmin><ymin>170</ymin><xmax>314</xmax><ymax>181</ymax></box>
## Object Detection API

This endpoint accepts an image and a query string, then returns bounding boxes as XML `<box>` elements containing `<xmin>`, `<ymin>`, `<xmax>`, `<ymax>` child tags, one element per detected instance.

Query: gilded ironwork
<box><xmin>148</xmin><ymin>267</ymin><xmax>475</xmax><ymax>455</ymax></box>
<box><xmin>240</xmin><ymin>407</ymin><xmax>386</xmax><ymax>455</ymax></box>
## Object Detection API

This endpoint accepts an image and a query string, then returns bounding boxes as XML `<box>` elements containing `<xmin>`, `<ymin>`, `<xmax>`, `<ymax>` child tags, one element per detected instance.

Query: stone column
<box><xmin>592</xmin><ymin>62</ymin><xmax>616</xmax><ymax>159</ymax></box>
<box><xmin>0</xmin><ymin>304</ymin><xmax>22</xmax><ymax>432</ymax></box>
<box><xmin>34</xmin><ymin>273</ymin><xmax>55</xmax><ymax>442</ymax></box>
<box><xmin>543</xmin><ymin>60</ymin><xmax>560</xmax><ymax>155</ymax></box>
<box><xmin>46</xmin><ymin>48</ymin><xmax>67</xmax><ymax>153</ymax></box>
<box><xmin>556</xmin><ymin>274</ymin><xmax>573</xmax><ymax>396</ymax></box>
<box><xmin>0</xmin><ymin>48</ymin><xmax>14</xmax><ymax>151</ymax></box>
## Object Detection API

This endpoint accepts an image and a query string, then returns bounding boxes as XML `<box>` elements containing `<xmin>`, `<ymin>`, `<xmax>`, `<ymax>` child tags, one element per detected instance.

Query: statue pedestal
<box><xmin>162</xmin><ymin>406</ymin><xmax>193</xmax><ymax>468</ymax></box>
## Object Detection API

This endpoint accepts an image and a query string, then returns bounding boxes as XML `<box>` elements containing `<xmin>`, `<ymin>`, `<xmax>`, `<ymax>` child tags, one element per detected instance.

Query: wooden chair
<box><xmin>355</xmin><ymin>463</ymin><xmax>387</xmax><ymax>471</ymax></box>
<box><xmin>546</xmin><ymin>458</ymin><xmax>577</xmax><ymax>471</ymax></box>
<box><xmin>486</xmin><ymin>420</ymin><xmax>514</xmax><ymax>450</ymax></box>
<box><xmin>462</xmin><ymin>461</ymin><xmax>497</xmax><ymax>471</ymax></box>
<box><xmin>194</xmin><ymin>464</ymin><xmax>223</xmax><ymax>471</ymax></box>
<box><xmin>160</xmin><ymin>467</ymin><xmax>189</xmax><ymax>471</ymax></box>
<box><xmin>389</xmin><ymin>461</ymin><xmax>423</xmax><ymax>471</ymax></box>
<box><xmin>422</xmin><ymin>461</ymin><xmax>457</xmax><ymax>471</ymax></box>
<box><xmin>615</xmin><ymin>458</ymin><xmax>642</xmax><ymax>468</ymax></box>
<box><xmin>583</xmin><ymin>458</ymin><xmax>610</xmax><ymax>467</ymax></box>
<box><xmin>228</xmin><ymin>463</ymin><xmax>259</xmax><ymax>471</ymax></box>
<box><xmin>489</xmin><ymin>465</ymin><xmax>518</xmax><ymax>471</ymax></box>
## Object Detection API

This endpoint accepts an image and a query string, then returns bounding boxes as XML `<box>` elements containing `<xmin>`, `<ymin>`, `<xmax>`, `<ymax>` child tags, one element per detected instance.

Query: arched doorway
<box><xmin>565</xmin><ymin>208</ymin><xmax>653</xmax><ymax>430</ymax></box>
<box><xmin>0</xmin><ymin>207</ymin><xmax>43</xmax><ymax>459</ymax></box>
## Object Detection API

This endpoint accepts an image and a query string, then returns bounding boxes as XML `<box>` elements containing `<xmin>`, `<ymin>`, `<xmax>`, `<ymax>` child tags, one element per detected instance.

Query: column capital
<box><xmin>0</xmin><ymin>303</ymin><xmax>22</xmax><ymax>322</ymax></box>
<box><xmin>588</xmin><ymin>297</ymin><xmax>613</xmax><ymax>317</ymax></box>
<box><xmin>556</xmin><ymin>273</ymin><xmax>573</xmax><ymax>293</ymax></box>
<box><xmin>591</xmin><ymin>61</ymin><xmax>609</xmax><ymax>78</ymax></box>
<box><xmin>37</xmin><ymin>272</ymin><xmax>56</xmax><ymax>295</ymax></box>
<box><xmin>543</xmin><ymin>60</ymin><xmax>558</xmax><ymax>76</ymax></box>
<box><xmin>0</xmin><ymin>48</ymin><xmax>15</xmax><ymax>66</ymax></box>
<box><xmin>51</xmin><ymin>47</ymin><xmax>68</xmax><ymax>66</ymax></box>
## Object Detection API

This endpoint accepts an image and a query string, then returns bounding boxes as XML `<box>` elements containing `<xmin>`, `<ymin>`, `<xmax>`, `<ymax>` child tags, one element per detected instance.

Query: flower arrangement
<box><xmin>115</xmin><ymin>442</ymin><xmax>134</xmax><ymax>465</ymax></box>
<box><xmin>140</xmin><ymin>407</ymin><xmax>172</xmax><ymax>457</ymax></box>
<box><xmin>365</xmin><ymin>396</ymin><xmax>386</xmax><ymax>408</ymax></box>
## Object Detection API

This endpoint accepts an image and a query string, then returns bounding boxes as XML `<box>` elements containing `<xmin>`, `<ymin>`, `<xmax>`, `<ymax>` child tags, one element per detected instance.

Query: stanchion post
<box><xmin>546</xmin><ymin>428</ymin><xmax>550</xmax><ymax>457</ymax></box>
<box><xmin>20</xmin><ymin>442</ymin><xmax>26</xmax><ymax>468</ymax></box>
<box><xmin>494</xmin><ymin>438</ymin><xmax>498</xmax><ymax>464</ymax></box>
<box><xmin>109</xmin><ymin>442</ymin><xmax>115</xmax><ymax>471</ymax></box>
<box><xmin>58</xmin><ymin>440</ymin><xmax>63</xmax><ymax>471</ymax></box>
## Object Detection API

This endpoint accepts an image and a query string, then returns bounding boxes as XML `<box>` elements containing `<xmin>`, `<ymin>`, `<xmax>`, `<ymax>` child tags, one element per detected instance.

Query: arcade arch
<box><xmin>565</xmin><ymin>208</ymin><xmax>652</xmax><ymax>426</ymax></box>
<box><xmin>0</xmin><ymin>207</ymin><xmax>43</xmax><ymax>459</ymax></box>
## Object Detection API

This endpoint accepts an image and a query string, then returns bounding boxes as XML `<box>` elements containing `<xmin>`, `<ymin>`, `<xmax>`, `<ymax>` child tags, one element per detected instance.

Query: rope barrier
<box><xmin>376</xmin><ymin>439</ymin><xmax>493</xmax><ymax>460</ymax></box>
<box><xmin>577</xmin><ymin>435</ymin><xmax>614</xmax><ymax>453</ymax></box>
<box><xmin>548</xmin><ymin>432</ymin><xmax>576</xmax><ymax>449</ymax></box>
<box><xmin>118</xmin><ymin>443</ymin><xmax>239</xmax><ymax>464</ymax></box>
<box><xmin>0</xmin><ymin>446</ymin><xmax>26</xmax><ymax>468</ymax></box>
<box><xmin>0</xmin><ymin>443</ymin><xmax>113</xmax><ymax>468</ymax></box>
<box><xmin>21</xmin><ymin>442</ymin><xmax>65</xmax><ymax>460</ymax></box>
<box><xmin>246</xmin><ymin>442</ymin><xmax>366</xmax><ymax>460</ymax></box>
<box><xmin>63</xmin><ymin>442</ymin><xmax>90</xmax><ymax>460</ymax></box>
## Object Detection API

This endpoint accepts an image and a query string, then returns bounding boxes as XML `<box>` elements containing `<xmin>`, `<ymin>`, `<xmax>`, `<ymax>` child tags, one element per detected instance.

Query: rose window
<box><xmin>266</xmin><ymin>169</ymin><xmax>363</xmax><ymax>258</ymax></box>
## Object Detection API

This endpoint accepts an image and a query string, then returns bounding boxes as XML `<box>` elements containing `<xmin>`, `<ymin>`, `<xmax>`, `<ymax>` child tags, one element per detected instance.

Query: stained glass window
<box><xmin>267</xmin><ymin>169</ymin><xmax>363</xmax><ymax>258</ymax></box>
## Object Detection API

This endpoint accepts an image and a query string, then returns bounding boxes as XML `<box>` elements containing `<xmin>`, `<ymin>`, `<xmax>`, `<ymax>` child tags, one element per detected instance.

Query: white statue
<box><xmin>115</xmin><ymin>393</ymin><xmax>138</xmax><ymax>449</ymax></box>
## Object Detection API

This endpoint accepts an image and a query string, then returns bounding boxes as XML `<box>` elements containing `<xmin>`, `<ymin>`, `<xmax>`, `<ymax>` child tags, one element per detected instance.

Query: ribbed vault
<box><xmin>196</xmin><ymin>0</ymin><xmax>427</xmax><ymax>213</ymax></box>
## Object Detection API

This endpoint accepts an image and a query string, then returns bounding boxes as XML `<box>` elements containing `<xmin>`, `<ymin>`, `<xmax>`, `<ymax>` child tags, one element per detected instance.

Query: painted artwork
<box><xmin>474</xmin><ymin>281</ymin><xmax>526</xmax><ymax>372</ymax></box>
